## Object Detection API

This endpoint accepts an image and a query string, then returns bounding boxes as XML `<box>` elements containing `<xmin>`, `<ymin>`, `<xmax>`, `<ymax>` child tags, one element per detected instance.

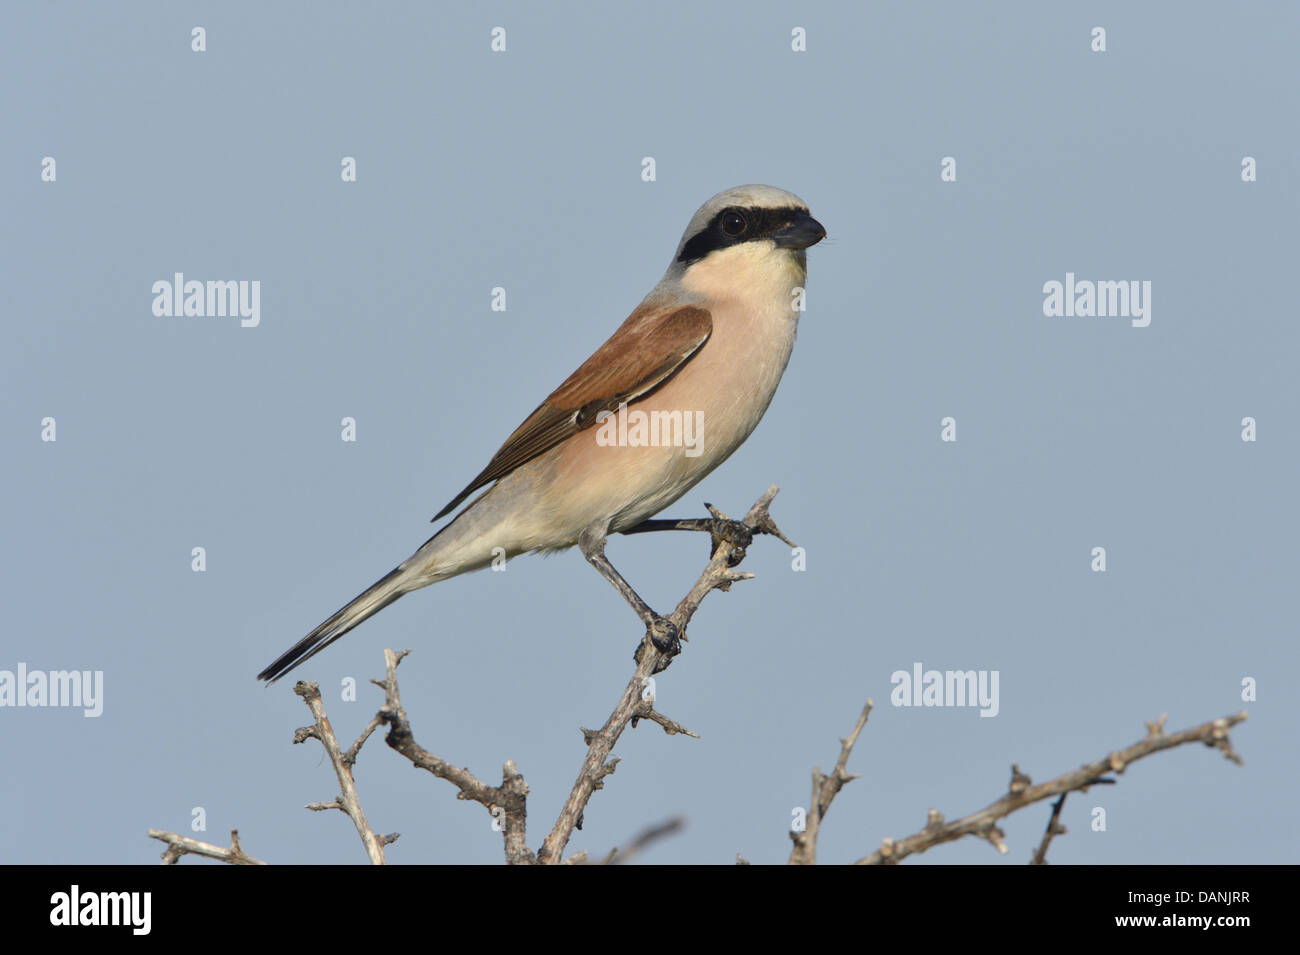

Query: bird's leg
<box><xmin>578</xmin><ymin>524</ymin><xmax>681</xmax><ymax>661</ymax></box>
<box><xmin>620</xmin><ymin>508</ymin><xmax>755</xmax><ymax>566</ymax></box>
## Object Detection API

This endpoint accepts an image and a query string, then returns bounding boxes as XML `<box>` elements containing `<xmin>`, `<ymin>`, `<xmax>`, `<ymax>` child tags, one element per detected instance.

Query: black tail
<box><xmin>257</xmin><ymin>566</ymin><xmax>407</xmax><ymax>683</ymax></box>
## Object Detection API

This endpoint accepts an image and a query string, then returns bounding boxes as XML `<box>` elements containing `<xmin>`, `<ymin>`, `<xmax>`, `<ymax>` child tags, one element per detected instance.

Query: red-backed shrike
<box><xmin>259</xmin><ymin>185</ymin><xmax>825</xmax><ymax>682</ymax></box>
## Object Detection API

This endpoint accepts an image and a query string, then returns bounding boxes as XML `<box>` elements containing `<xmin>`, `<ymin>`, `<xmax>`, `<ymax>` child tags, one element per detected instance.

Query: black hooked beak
<box><xmin>772</xmin><ymin>211</ymin><xmax>827</xmax><ymax>250</ymax></box>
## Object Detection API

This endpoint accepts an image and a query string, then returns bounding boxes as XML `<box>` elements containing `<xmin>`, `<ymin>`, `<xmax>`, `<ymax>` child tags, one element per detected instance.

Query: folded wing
<box><xmin>432</xmin><ymin>303</ymin><xmax>713</xmax><ymax>521</ymax></box>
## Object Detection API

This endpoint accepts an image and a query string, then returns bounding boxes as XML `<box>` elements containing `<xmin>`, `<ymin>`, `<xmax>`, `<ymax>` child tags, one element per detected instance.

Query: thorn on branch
<box><xmin>981</xmin><ymin>823</ymin><xmax>1009</xmax><ymax>855</ymax></box>
<box><xmin>1009</xmin><ymin>764</ymin><xmax>1032</xmax><ymax>794</ymax></box>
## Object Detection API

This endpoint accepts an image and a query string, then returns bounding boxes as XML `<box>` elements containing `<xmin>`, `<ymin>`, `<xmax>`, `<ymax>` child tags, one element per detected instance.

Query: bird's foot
<box><xmin>704</xmin><ymin>517</ymin><xmax>753</xmax><ymax>566</ymax></box>
<box><xmin>634</xmin><ymin>615</ymin><xmax>682</xmax><ymax>673</ymax></box>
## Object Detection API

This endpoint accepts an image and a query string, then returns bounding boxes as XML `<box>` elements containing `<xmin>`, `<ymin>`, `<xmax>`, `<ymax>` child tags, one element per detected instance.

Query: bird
<box><xmin>258</xmin><ymin>184</ymin><xmax>826</xmax><ymax>682</ymax></box>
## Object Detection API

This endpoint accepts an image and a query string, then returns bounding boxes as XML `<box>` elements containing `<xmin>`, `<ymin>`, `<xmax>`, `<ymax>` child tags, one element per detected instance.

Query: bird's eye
<box><xmin>721</xmin><ymin>210</ymin><xmax>748</xmax><ymax>237</ymax></box>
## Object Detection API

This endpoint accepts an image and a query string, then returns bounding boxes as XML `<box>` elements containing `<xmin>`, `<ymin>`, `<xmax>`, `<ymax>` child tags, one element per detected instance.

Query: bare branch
<box><xmin>343</xmin><ymin>714</ymin><xmax>384</xmax><ymax>767</ymax></box>
<box><xmin>148</xmin><ymin>828</ymin><xmax>266</xmax><ymax>866</ymax></box>
<box><xmin>629</xmin><ymin>701</ymin><xmax>700</xmax><ymax>738</ymax></box>
<box><xmin>538</xmin><ymin>487</ymin><xmax>790</xmax><ymax>864</ymax></box>
<box><xmin>789</xmin><ymin>699</ymin><xmax>873</xmax><ymax>865</ymax></box>
<box><xmin>860</xmin><ymin>711</ymin><xmax>1248</xmax><ymax>865</ymax></box>
<box><xmin>602</xmin><ymin>816</ymin><xmax>687</xmax><ymax>864</ymax></box>
<box><xmin>374</xmin><ymin>648</ymin><xmax>535</xmax><ymax>865</ymax></box>
<box><xmin>1029</xmin><ymin>793</ymin><xmax>1072</xmax><ymax>865</ymax></box>
<box><xmin>155</xmin><ymin>489</ymin><xmax>1243</xmax><ymax>870</ymax></box>
<box><xmin>292</xmin><ymin>681</ymin><xmax>388</xmax><ymax>864</ymax></box>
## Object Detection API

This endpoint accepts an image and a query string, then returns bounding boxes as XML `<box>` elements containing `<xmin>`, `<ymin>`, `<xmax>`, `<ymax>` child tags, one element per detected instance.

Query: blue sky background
<box><xmin>1</xmin><ymin>1</ymin><xmax>1295</xmax><ymax>864</ymax></box>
